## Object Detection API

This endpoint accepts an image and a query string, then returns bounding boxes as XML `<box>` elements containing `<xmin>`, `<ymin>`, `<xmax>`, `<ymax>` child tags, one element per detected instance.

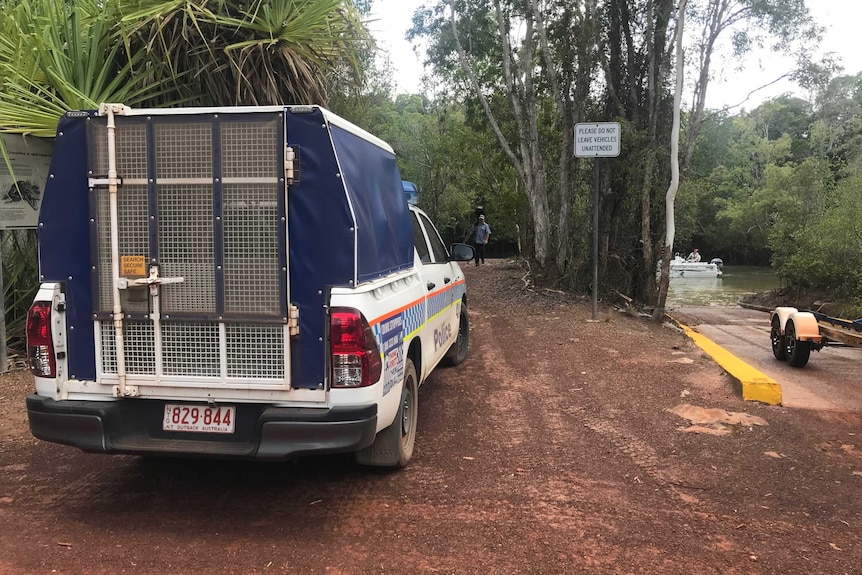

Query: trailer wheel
<box><xmin>771</xmin><ymin>316</ymin><xmax>787</xmax><ymax>361</ymax></box>
<box><xmin>355</xmin><ymin>358</ymin><xmax>418</xmax><ymax>468</ymax></box>
<box><xmin>784</xmin><ymin>320</ymin><xmax>811</xmax><ymax>368</ymax></box>
<box><xmin>443</xmin><ymin>305</ymin><xmax>469</xmax><ymax>366</ymax></box>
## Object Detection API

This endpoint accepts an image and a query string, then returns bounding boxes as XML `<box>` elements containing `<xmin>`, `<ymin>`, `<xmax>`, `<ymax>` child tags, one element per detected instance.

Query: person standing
<box><xmin>472</xmin><ymin>214</ymin><xmax>491</xmax><ymax>266</ymax></box>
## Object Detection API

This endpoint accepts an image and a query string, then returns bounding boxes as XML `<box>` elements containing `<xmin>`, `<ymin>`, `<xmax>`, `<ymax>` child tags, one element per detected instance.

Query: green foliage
<box><xmin>116</xmin><ymin>0</ymin><xmax>370</xmax><ymax>106</ymax></box>
<box><xmin>776</xmin><ymin>175</ymin><xmax>862</xmax><ymax>307</ymax></box>
<box><xmin>0</xmin><ymin>0</ymin><xmax>370</xmax><ymax>137</ymax></box>
<box><xmin>2</xmin><ymin>231</ymin><xmax>38</xmax><ymax>353</ymax></box>
<box><xmin>0</xmin><ymin>0</ymin><xmax>175</xmax><ymax>137</ymax></box>
<box><xmin>683</xmin><ymin>85</ymin><xmax>858</xmax><ymax>270</ymax></box>
<box><xmin>0</xmin><ymin>0</ymin><xmax>856</xmax><ymax>319</ymax></box>
<box><xmin>334</xmin><ymin>91</ymin><xmax>521</xmax><ymax>250</ymax></box>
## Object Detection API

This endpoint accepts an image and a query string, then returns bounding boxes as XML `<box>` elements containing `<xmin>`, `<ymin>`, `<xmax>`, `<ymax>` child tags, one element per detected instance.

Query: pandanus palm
<box><xmin>118</xmin><ymin>0</ymin><xmax>370</xmax><ymax>106</ymax></box>
<box><xmin>0</xmin><ymin>0</ymin><xmax>369</xmax><ymax>136</ymax></box>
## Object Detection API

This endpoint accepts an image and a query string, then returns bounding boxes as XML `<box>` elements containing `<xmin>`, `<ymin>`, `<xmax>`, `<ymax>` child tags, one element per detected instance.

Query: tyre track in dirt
<box><xmin>473</xmin><ymin>304</ymin><xmax>705</xmax><ymax>500</ymax></box>
<box><xmin>446</xmin><ymin>303</ymin><xmax>733</xmax><ymax>572</ymax></box>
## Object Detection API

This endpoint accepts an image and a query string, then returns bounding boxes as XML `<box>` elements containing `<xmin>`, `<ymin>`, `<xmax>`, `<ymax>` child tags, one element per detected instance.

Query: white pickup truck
<box><xmin>25</xmin><ymin>104</ymin><xmax>473</xmax><ymax>467</ymax></box>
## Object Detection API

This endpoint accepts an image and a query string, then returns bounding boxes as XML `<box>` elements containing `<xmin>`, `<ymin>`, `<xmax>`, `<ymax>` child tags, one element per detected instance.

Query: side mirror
<box><xmin>449</xmin><ymin>243</ymin><xmax>475</xmax><ymax>262</ymax></box>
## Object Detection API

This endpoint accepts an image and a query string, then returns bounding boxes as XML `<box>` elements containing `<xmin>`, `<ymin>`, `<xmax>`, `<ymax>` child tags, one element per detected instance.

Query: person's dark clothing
<box><xmin>474</xmin><ymin>242</ymin><xmax>486</xmax><ymax>266</ymax></box>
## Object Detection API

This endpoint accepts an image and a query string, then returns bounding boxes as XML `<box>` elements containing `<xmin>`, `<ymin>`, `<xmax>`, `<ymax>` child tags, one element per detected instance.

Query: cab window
<box><xmin>411</xmin><ymin>212</ymin><xmax>431</xmax><ymax>264</ymax></box>
<box><xmin>418</xmin><ymin>212</ymin><xmax>450</xmax><ymax>263</ymax></box>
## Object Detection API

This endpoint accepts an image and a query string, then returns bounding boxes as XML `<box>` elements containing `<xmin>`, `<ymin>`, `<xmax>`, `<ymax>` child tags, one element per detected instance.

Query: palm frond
<box><xmin>0</xmin><ymin>0</ymin><xmax>184</xmax><ymax>136</ymax></box>
<box><xmin>114</xmin><ymin>0</ymin><xmax>370</xmax><ymax>106</ymax></box>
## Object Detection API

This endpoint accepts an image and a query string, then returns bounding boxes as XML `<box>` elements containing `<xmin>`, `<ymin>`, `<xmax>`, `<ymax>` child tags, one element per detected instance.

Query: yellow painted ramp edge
<box><xmin>677</xmin><ymin>322</ymin><xmax>782</xmax><ymax>406</ymax></box>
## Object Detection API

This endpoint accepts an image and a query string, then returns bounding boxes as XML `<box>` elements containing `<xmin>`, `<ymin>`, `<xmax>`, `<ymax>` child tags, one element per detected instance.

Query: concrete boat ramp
<box><xmin>669</xmin><ymin>306</ymin><xmax>862</xmax><ymax>411</ymax></box>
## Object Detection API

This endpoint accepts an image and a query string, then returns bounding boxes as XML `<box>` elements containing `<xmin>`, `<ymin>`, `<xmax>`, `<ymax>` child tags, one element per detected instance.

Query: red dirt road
<box><xmin>1</xmin><ymin>260</ymin><xmax>861</xmax><ymax>574</ymax></box>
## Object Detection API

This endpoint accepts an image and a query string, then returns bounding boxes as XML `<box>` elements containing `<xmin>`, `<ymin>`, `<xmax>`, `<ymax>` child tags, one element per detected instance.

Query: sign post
<box><xmin>575</xmin><ymin>122</ymin><xmax>621</xmax><ymax>321</ymax></box>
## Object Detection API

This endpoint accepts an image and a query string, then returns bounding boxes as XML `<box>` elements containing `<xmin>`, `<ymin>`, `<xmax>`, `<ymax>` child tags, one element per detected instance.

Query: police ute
<box><xmin>25</xmin><ymin>103</ymin><xmax>474</xmax><ymax>467</ymax></box>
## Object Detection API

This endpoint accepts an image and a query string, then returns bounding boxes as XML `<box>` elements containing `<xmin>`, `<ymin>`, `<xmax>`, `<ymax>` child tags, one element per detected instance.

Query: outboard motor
<box><xmin>710</xmin><ymin>257</ymin><xmax>724</xmax><ymax>269</ymax></box>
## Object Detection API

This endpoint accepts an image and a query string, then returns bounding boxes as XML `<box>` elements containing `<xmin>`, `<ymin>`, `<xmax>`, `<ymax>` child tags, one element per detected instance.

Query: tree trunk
<box><xmin>638</xmin><ymin>0</ymin><xmax>658</xmax><ymax>304</ymax></box>
<box><xmin>654</xmin><ymin>0</ymin><xmax>687</xmax><ymax>320</ymax></box>
<box><xmin>447</xmin><ymin>0</ymin><xmax>550</xmax><ymax>266</ymax></box>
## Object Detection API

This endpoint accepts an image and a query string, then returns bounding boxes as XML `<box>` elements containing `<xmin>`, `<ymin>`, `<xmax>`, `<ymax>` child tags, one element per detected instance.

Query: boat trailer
<box><xmin>770</xmin><ymin>307</ymin><xmax>862</xmax><ymax>367</ymax></box>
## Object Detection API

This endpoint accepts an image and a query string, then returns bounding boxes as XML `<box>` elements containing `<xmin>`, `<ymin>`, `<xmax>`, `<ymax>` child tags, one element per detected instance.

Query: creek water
<box><xmin>666</xmin><ymin>265</ymin><xmax>780</xmax><ymax>308</ymax></box>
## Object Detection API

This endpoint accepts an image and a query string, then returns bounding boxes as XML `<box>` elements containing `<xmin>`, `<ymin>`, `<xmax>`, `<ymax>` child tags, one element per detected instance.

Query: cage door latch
<box><xmin>116</xmin><ymin>264</ymin><xmax>184</xmax><ymax>296</ymax></box>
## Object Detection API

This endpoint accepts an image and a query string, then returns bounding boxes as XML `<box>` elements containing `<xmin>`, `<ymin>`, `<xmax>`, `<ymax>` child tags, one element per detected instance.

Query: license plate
<box><xmin>163</xmin><ymin>404</ymin><xmax>235</xmax><ymax>434</ymax></box>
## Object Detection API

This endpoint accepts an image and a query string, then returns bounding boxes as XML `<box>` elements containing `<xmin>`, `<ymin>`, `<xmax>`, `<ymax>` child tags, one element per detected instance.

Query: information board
<box><xmin>0</xmin><ymin>134</ymin><xmax>53</xmax><ymax>229</ymax></box>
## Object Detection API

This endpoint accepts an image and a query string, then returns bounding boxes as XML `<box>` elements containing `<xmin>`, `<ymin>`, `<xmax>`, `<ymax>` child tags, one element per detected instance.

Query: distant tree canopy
<box><xmin>683</xmin><ymin>77</ymin><xmax>862</xmax><ymax>311</ymax></box>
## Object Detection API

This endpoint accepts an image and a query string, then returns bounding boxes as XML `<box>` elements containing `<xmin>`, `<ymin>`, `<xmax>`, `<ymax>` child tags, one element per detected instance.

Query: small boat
<box><xmin>667</xmin><ymin>254</ymin><xmax>723</xmax><ymax>278</ymax></box>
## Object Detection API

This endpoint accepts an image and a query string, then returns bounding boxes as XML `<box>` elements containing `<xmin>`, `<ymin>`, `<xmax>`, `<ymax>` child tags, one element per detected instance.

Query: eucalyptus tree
<box><xmin>411</xmin><ymin>0</ymin><xmax>600</xmax><ymax>279</ymax></box>
<box><xmin>656</xmin><ymin>0</ymin><xmax>687</xmax><ymax>320</ymax></box>
<box><xmin>680</xmin><ymin>0</ymin><xmax>819</xmax><ymax>174</ymax></box>
<box><xmin>600</xmin><ymin>0</ymin><xmax>675</xmax><ymax>302</ymax></box>
<box><xmin>647</xmin><ymin>0</ymin><xmax>820</xmax><ymax>315</ymax></box>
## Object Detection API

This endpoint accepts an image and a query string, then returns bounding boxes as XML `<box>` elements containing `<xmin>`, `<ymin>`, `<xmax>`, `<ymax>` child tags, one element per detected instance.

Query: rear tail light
<box><xmin>330</xmin><ymin>308</ymin><xmax>382</xmax><ymax>388</ymax></box>
<box><xmin>27</xmin><ymin>302</ymin><xmax>56</xmax><ymax>377</ymax></box>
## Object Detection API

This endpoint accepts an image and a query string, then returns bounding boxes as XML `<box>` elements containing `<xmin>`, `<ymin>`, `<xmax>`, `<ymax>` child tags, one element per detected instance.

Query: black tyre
<box><xmin>784</xmin><ymin>320</ymin><xmax>811</xmax><ymax>368</ymax></box>
<box><xmin>355</xmin><ymin>358</ymin><xmax>418</xmax><ymax>468</ymax></box>
<box><xmin>771</xmin><ymin>317</ymin><xmax>787</xmax><ymax>361</ymax></box>
<box><xmin>443</xmin><ymin>305</ymin><xmax>469</xmax><ymax>367</ymax></box>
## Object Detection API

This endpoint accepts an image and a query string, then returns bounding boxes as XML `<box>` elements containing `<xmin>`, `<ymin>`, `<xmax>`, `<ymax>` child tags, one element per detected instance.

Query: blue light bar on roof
<box><xmin>402</xmin><ymin>181</ymin><xmax>419</xmax><ymax>205</ymax></box>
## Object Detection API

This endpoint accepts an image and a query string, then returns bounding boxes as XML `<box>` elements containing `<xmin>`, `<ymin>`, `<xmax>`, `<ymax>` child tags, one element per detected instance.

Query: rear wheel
<box><xmin>784</xmin><ymin>320</ymin><xmax>811</xmax><ymax>368</ymax></box>
<box><xmin>355</xmin><ymin>358</ymin><xmax>418</xmax><ymax>468</ymax></box>
<box><xmin>443</xmin><ymin>305</ymin><xmax>469</xmax><ymax>366</ymax></box>
<box><xmin>771</xmin><ymin>317</ymin><xmax>787</xmax><ymax>361</ymax></box>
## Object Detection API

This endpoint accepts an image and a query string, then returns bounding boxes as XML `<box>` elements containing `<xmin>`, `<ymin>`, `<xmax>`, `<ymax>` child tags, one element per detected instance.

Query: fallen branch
<box><xmin>520</xmin><ymin>260</ymin><xmax>532</xmax><ymax>290</ymax></box>
<box><xmin>613</xmin><ymin>290</ymin><xmax>633</xmax><ymax>304</ymax></box>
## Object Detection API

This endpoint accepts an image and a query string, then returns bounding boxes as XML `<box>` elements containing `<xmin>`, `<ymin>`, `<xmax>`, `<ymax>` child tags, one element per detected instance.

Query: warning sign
<box><xmin>121</xmin><ymin>255</ymin><xmax>147</xmax><ymax>277</ymax></box>
<box><xmin>575</xmin><ymin>122</ymin><xmax>621</xmax><ymax>158</ymax></box>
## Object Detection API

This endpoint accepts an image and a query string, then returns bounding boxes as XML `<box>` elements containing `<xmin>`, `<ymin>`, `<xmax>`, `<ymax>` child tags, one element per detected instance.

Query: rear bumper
<box><xmin>26</xmin><ymin>394</ymin><xmax>377</xmax><ymax>461</ymax></box>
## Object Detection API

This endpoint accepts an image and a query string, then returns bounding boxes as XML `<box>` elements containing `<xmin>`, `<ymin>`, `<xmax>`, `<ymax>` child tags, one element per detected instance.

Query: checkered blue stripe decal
<box><xmin>370</xmin><ymin>279</ymin><xmax>466</xmax><ymax>396</ymax></box>
<box><xmin>401</xmin><ymin>300</ymin><xmax>425</xmax><ymax>338</ymax></box>
<box><xmin>426</xmin><ymin>287</ymin><xmax>449</xmax><ymax>319</ymax></box>
<box><xmin>370</xmin><ymin>279</ymin><xmax>466</xmax><ymax>340</ymax></box>
<box><xmin>371</xmin><ymin>298</ymin><xmax>425</xmax><ymax>344</ymax></box>
<box><xmin>452</xmin><ymin>281</ymin><xmax>466</xmax><ymax>305</ymax></box>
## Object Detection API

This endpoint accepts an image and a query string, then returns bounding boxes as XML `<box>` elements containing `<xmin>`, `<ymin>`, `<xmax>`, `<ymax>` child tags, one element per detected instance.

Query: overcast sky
<box><xmin>368</xmin><ymin>0</ymin><xmax>862</xmax><ymax>110</ymax></box>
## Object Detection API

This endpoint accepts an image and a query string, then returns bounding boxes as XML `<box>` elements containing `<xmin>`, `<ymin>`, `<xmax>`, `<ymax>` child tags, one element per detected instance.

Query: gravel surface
<box><xmin>0</xmin><ymin>258</ymin><xmax>860</xmax><ymax>574</ymax></box>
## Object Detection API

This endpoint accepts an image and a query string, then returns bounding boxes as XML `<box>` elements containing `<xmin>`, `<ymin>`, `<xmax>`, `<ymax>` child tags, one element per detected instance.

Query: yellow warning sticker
<box><xmin>121</xmin><ymin>255</ymin><xmax>147</xmax><ymax>277</ymax></box>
